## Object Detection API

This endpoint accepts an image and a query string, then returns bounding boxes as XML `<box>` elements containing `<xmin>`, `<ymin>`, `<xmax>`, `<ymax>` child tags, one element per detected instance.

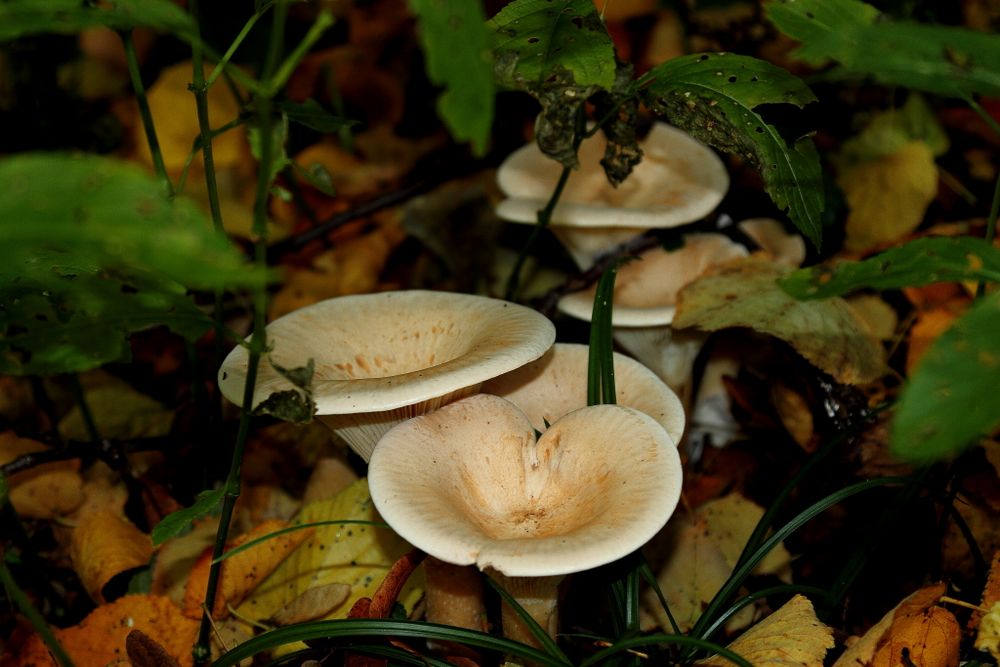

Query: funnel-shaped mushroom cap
<box><xmin>368</xmin><ymin>394</ymin><xmax>682</xmax><ymax>577</ymax></box>
<box><xmin>496</xmin><ymin>123</ymin><xmax>728</xmax><ymax>229</ymax></box>
<box><xmin>482</xmin><ymin>343</ymin><xmax>685</xmax><ymax>445</ymax></box>
<box><xmin>218</xmin><ymin>291</ymin><xmax>556</xmax><ymax>460</ymax></box>
<box><xmin>557</xmin><ymin>233</ymin><xmax>748</xmax><ymax>327</ymax></box>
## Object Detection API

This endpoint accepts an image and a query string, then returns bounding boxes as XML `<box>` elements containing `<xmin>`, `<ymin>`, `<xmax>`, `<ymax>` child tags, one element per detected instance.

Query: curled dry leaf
<box><xmin>674</xmin><ymin>258</ymin><xmax>885</xmax><ymax>385</ymax></box>
<box><xmin>834</xmin><ymin>583</ymin><xmax>960</xmax><ymax>667</ymax></box>
<box><xmin>645</xmin><ymin>492</ymin><xmax>792</xmax><ymax>633</ymax></box>
<box><xmin>271</xmin><ymin>582</ymin><xmax>352</xmax><ymax>625</ymax></box>
<box><xmin>0</xmin><ymin>430</ymin><xmax>84</xmax><ymax>519</ymax></box>
<box><xmin>182</xmin><ymin>518</ymin><xmax>315</xmax><ymax>619</ymax></box>
<box><xmin>14</xmin><ymin>595</ymin><xmax>198</xmax><ymax>667</ymax></box>
<box><xmin>698</xmin><ymin>595</ymin><xmax>834</xmax><ymax>667</ymax></box>
<box><xmin>71</xmin><ymin>509</ymin><xmax>153</xmax><ymax>603</ymax></box>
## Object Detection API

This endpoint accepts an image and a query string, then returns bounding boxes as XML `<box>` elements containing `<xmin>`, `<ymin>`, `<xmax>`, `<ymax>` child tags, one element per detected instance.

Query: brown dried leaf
<box><xmin>674</xmin><ymin>259</ymin><xmax>885</xmax><ymax>385</ymax></box>
<box><xmin>271</xmin><ymin>582</ymin><xmax>352</xmax><ymax>625</ymax></box>
<box><xmin>835</xmin><ymin>584</ymin><xmax>960</xmax><ymax>667</ymax></box>
<box><xmin>126</xmin><ymin>629</ymin><xmax>181</xmax><ymax>667</ymax></box>
<box><xmin>182</xmin><ymin>519</ymin><xmax>314</xmax><ymax>619</ymax></box>
<box><xmin>70</xmin><ymin>509</ymin><xmax>153</xmax><ymax>603</ymax></box>
<box><xmin>698</xmin><ymin>595</ymin><xmax>833</xmax><ymax>666</ymax></box>
<box><xmin>0</xmin><ymin>431</ymin><xmax>84</xmax><ymax>519</ymax></box>
<box><xmin>15</xmin><ymin>595</ymin><xmax>198</xmax><ymax>667</ymax></box>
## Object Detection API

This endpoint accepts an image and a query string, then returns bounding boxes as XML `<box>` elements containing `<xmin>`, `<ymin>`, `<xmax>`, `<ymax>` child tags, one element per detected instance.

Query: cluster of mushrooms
<box><xmin>217</xmin><ymin>122</ymin><xmax>804</xmax><ymax>646</ymax></box>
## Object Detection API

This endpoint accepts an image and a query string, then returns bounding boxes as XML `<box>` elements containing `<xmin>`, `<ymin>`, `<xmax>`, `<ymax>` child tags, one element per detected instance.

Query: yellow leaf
<box><xmin>0</xmin><ymin>431</ymin><xmax>84</xmax><ymax>520</ymax></box>
<box><xmin>674</xmin><ymin>258</ymin><xmax>885</xmax><ymax>385</ymax></box>
<box><xmin>70</xmin><ymin>509</ymin><xmax>153</xmax><ymax>603</ymax></box>
<box><xmin>58</xmin><ymin>376</ymin><xmax>174</xmax><ymax>442</ymax></box>
<box><xmin>977</xmin><ymin>601</ymin><xmax>1000</xmax><ymax>661</ymax></box>
<box><xmin>134</xmin><ymin>61</ymin><xmax>246</xmax><ymax>173</ymax></box>
<box><xmin>839</xmin><ymin>141</ymin><xmax>938</xmax><ymax>253</ymax></box>
<box><xmin>236</xmin><ymin>478</ymin><xmax>423</xmax><ymax>631</ymax></box>
<box><xmin>698</xmin><ymin>595</ymin><xmax>834</xmax><ymax>666</ymax></box>
<box><xmin>646</xmin><ymin>493</ymin><xmax>792</xmax><ymax>633</ymax></box>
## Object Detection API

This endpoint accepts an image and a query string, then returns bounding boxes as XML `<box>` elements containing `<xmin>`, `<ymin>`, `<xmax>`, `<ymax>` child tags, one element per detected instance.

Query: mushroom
<box><xmin>218</xmin><ymin>290</ymin><xmax>556</xmax><ymax>462</ymax></box>
<box><xmin>368</xmin><ymin>393</ymin><xmax>683</xmax><ymax>645</ymax></box>
<box><xmin>482</xmin><ymin>342</ymin><xmax>685</xmax><ymax>446</ymax></box>
<box><xmin>496</xmin><ymin>123</ymin><xmax>729</xmax><ymax>267</ymax></box>
<box><xmin>557</xmin><ymin>233</ymin><xmax>748</xmax><ymax>404</ymax></box>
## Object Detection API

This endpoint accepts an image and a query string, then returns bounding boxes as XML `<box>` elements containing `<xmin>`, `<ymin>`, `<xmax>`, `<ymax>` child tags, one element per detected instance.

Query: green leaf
<box><xmin>151</xmin><ymin>487</ymin><xmax>225</xmax><ymax>546</ymax></box>
<box><xmin>766</xmin><ymin>0</ymin><xmax>1000</xmax><ymax>98</ymax></box>
<box><xmin>779</xmin><ymin>237</ymin><xmax>1000</xmax><ymax>299</ymax></box>
<box><xmin>891</xmin><ymin>291</ymin><xmax>1000</xmax><ymax>462</ymax></box>
<box><xmin>489</xmin><ymin>0</ymin><xmax>615</xmax><ymax>91</ymax></box>
<box><xmin>0</xmin><ymin>153</ymin><xmax>267</xmax><ymax>290</ymax></box>
<box><xmin>593</xmin><ymin>60</ymin><xmax>643</xmax><ymax>186</ymax></box>
<box><xmin>640</xmin><ymin>52</ymin><xmax>824</xmax><ymax>249</ymax></box>
<box><xmin>764</xmin><ymin>0</ymin><xmax>878</xmax><ymax>65</ymax></box>
<box><xmin>249</xmin><ymin>119</ymin><xmax>291</xmax><ymax>193</ymax></box>
<box><xmin>277</xmin><ymin>99</ymin><xmax>357</xmax><ymax>133</ymax></box>
<box><xmin>409</xmin><ymin>0</ymin><xmax>495</xmax><ymax>156</ymax></box>
<box><xmin>489</xmin><ymin>0</ymin><xmax>616</xmax><ymax>168</ymax></box>
<box><xmin>0</xmin><ymin>0</ymin><xmax>198</xmax><ymax>43</ymax></box>
<box><xmin>0</xmin><ymin>253</ymin><xmax>211</xmax><ymax>375</ymax></box>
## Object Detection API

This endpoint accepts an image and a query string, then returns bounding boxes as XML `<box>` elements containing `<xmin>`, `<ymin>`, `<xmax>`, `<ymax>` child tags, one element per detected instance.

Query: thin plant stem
<box><xmin>0</xmin><ymin>545</ymin><xmax>75</xmax><ymax>667</ymax></box>
<box><xmin>190</xmin><ymin>0</ymin><xmax>228</xmax><ymax>431</ymax></box>
<box><xmin>504</xmin><ymin>164</ymin><xmax>572</xmax><ymax>301</ymax></box>
<box><xmin>267</xmin><ymin>11</ymin><xmax>334</xmax><ymax>94</ymax></box>
<box><xmin>121</xmin><ymin>31</ymin><xmax>173</xmax><ymax>197</ymax></box>
<box><xmin>204</xmin><ymin>2</ymin><xmax>274</xmax><ymax>89</ymax></box>
<box><xmin>325</xmin><ymin>63</ymin><xmax>355</xmax><ymax>153</ymax></box>
<box><xmin>966</xmin><ymin>94</ymin><xmax>1000</xmax><ymax>298</ymax></box>
<box><xmin>193</xmin><ymin>3</ymin><xmax>287</xmax><ymax>663</ymax></box>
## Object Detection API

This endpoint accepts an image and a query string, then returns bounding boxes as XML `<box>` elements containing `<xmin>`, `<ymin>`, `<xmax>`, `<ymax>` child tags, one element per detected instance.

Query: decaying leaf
<box><xmin>58</xmin><ymin>375</ymin><xmax>174</xmax><ymax>442</ymax></box>
<box><xmin>698</xmin><ymin>595</ymin><xmax>833</xmax><ymax>666</ymax></box>
<box><xmin>674</xmin><ymin>258</ymin><xmax>885</xmax><ymax>384</ymax></box>
<box><xmin>0</xmin><ymin>431</ymin><xmax>84</xmax><ymax>519</ymax></box>
<box><xmin>645</xmin><ymin>492</ymin><xmax>792</xmax><ymax>633</ymax></box>
<box><xmin>974</xmin><ymin>551</ymin><xmax>1000</xmax><ymax>659</ymax></box>
<box><xmin>182</xmin><ymin>518</ymin><xmax>315</xmax><ymax>618</ymax></box>
<box><xmin>906</xmin><ymin>305</ymin><xmax>965</xmax><ymax>374</ymax></box>
<box><xmin>303</xmin><ymin>458</ymin><xmax>360</xmax><ymax>504</ymax></box>
<box><xmin>771</xmin><ymin>383</ymin><xmax>814</xmax><ymax>450</ymax></box>
<box><xmin>70</xmin><ymin>509</ymin><xmax>153</xmax><ymax>603</ymax></box>
<box><xmin>151</xmin><ymin>517</ymin><xmax>220</xmax><ymax>605</ymax></box>
<box><xmin>834</xmin><ymin>583</ymin><xmax>960</xmax><ymax>667</ymax></box>
<box><xmin>271</xmin><ymin>582</ymin><xmax>352</xmax><ymax>625</ymax></box>
<box><xmin>14</xmin><ymin>595</ymin><xmax>199</xmax><ymax>667</ymax></box>
<box><xmin>235</xmin><ymin>479</ymin><xmax>423</xmax><ymax>631</ymax></box>
<box><xmin>846</xmin><ymin>295</ymin><xmax>899</xmax><ymax>342</ymax></box>
<box><xmin>125</xmin><ymin>629</ymin><xmax>180</xmax><ymax>667</ymax></box>
<box><xmin>839</xmin><ymin>141</ymin><xmax>939</xmax><ymax>253</ymax></box>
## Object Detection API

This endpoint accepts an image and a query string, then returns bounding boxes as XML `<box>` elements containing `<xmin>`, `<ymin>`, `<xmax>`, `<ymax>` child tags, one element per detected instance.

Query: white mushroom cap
<box><xmin>496</xmin><ymin>124</ymin><xmax>730</xmax><ymax>267</ymax></box>
<box><xmin>737</xmin><ymin>218</ymin><xmax>806</xmax><ymax>268</ymax></box>
<box><xmin>481</xmin><ymin>342</ymin><xmax>685</xmax><ymax>445</ymax></box>
<box><xmin>368</xmin><ymin>394</ymin><xmax>683</xmax><ymax>577</ymax></box>
<box><xmin>218</xmin><ymin>290</ymin><xmax>556</xmax><ymax>461</ymax></box>
<box><xmin>556</xmin><ymin>233</ymin><xmax>748</xmax><ymax>327</ymax></box>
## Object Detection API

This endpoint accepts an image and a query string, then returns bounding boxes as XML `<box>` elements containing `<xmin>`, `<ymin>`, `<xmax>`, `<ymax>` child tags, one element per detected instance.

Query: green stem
<box><xmin>0</xmin><ymin>545</ymin><xmax>75</xmax><ymax>667</ymax></box>
<box><xmin>504</xmin><ymin>164</ymin><xmax>572</xmax><ymax>301</ymax></box>
<box><xmin>121</xmin><ymin>31</ymin><xmax>173</xmax><ymax>197</ymax></box>
<box><xmin>204</xmin><ymin>2</ymin><xmax>274</xmax><ymax>89</ymax></box>
<box><xmin>67</xmin><ymin>375</ymin><xmax>101</xmax><ymax>444</ymax></box>
<box><xmin>193</xmin><ymin>3</ymin><xmax>287</xmax><ymax>664</ymax></box>
<box><xmin>267</xmin><ymin>11</ymin><xmax>334</xmax><ymax>95</ymax></box>
<box><xmin>966</xmin><ymin>95</ymin><xmax>1000</xmax><ymax>298</ymax></box>
<box><xmin>190</xmin><ymin>0</ymin><xmax>228</xmax><ymax>431</ymax></box>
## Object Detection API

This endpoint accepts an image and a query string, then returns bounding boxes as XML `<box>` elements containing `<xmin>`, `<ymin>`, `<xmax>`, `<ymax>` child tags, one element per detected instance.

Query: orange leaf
<box><xmin>182</xmin><ymin>519</ymin><xmax>314</xmax><ymax>619</ymax></box>
<box><xmin>906</xmin><ymin>306</ymin><xmax>965</xmax><ymax>375</ymax></box>
<box><xmin>70</xmin><ymin>509</ymin><xmax>153</xmax><ymax>603</ymax></box>
<box><xmin>14</xmin><ymin>595</ymin><xmax>199</xmax><ymax>667</ymax></box>
<box><xmin>0</xmin><ymin>431</ymin><xmax>84</xmax><ymax>520</ymax></box>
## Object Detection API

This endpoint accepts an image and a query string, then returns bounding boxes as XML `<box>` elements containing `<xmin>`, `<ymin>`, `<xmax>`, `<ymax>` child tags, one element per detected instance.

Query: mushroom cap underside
<box><xmin>368</xmin><ymin>394</ymin><xmax>683</xmax><ymax>577</ymax></box>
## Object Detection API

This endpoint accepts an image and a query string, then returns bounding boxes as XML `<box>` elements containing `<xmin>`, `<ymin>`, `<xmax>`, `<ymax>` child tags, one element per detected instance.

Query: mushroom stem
<box><xmin>490</xmin><ymin>571</ymin><xmax>564</xmax><ymax>648</ymax></box>
<box><xmin>424</xmin><ymin>557</ymin><xmax>487</xmax><ymax>657</ymax></box>
<box><xmin>611</xmin><ymin>327</ymin><xmax>707</xmax><ymax>407</ymax></box>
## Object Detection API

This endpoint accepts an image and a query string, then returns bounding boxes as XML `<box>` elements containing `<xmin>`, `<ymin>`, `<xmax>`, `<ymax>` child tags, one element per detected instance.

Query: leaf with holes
<box><xmin>0</xmin><ymin>254</ymin><xmax>211</xmax><ymax>375</ymax></box>
<box><xmin>779</xmin><ymin>237</ymin><xmax>1000</xmax><ymax>299</ymax></box>
<box><xmin>489</xmin><ymin>0</ymin><xmax>616</xmax><ymax>168</ymax></box>
<box><xmin>766</xmin><ymin>0</ymin><xmax>1000</xmax><ymax>97</ymax></box>
<box><xmin>640</xmin><ymin>52</ymin><xmax>824</xmax><ymax>249</ymax></box>
<box><xmin>410</xmin><ymin>0</ymin><xmax>494</xmax><ymax>156</ymax></box>
<box><xmin>891</xmin><ymin>291</ymin><xmax>1000</xmax><ymax>462</ymax></box>
<box><xmin>0</xmin><ymin>0</ymin><xmax>198</xmax><ymax>43</ymax></box>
